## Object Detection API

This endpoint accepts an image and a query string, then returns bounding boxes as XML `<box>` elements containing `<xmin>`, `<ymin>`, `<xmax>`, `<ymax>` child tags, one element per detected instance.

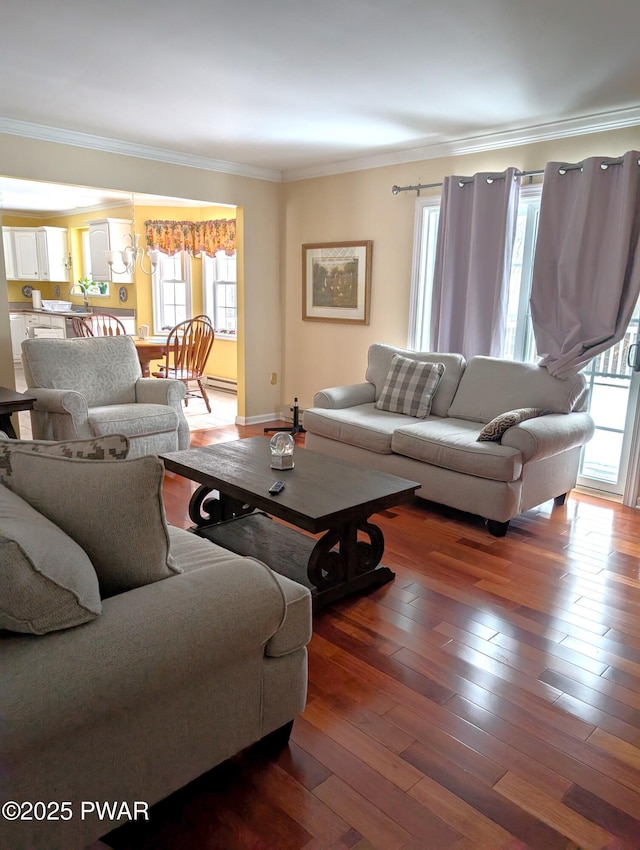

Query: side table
<box><xmin>0</xmin><ymin>387</ymin><xmax>36</xmax><ymax>439</ymax></box>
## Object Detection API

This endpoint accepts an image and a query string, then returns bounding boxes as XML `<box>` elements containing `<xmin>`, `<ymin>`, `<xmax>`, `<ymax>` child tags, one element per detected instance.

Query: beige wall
<box><xmin>0</xmin><ymin>135</ymin><xmax>282</xmax><ymax>420</ymax></box>
<box><xmin>282</xmin><ymin>126</ymin><xmax>640</xmax><ymax>410</ymax></box>
<box><xmin>1</xmin><ymin>125</ymin><xmax>638</xmax><ymax>416</ymax></box>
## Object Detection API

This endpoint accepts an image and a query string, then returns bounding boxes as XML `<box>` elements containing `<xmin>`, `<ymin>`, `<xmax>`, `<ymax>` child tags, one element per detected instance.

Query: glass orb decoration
<box><xmin>270</xmin><ymin>432</ymin><xmax>295</xmax><ymax>470</ymax></box>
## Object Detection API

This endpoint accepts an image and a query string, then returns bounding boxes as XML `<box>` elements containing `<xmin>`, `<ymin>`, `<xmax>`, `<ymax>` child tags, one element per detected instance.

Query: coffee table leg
<box><xmin>188</xmin><ymin>485</ymin><xmax>253</xmax><ymax>527</ymax></box>
<box><xmin>307</xmin><ymin>518</ymin><xmax>393</xmax><ymax>604</ymax></box>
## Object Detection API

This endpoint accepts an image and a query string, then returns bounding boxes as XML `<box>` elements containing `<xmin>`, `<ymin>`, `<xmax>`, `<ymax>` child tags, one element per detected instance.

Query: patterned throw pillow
<box><xmin>375</xmin><ymin>355</ymin><xmax>445</xmax><ymax>418</ymax></box>
<box><xmin>0</xmin><ymin>434</ymin><xmax>130</xmax><ymax>489</ymax></box>
<box><xmin>477</xmin><ymin>408</ymin><xmax>544</xmax><ymax>442</ymax></box>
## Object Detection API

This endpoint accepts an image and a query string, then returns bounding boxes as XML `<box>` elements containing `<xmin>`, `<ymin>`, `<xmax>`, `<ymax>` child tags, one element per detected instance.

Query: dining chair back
<box><xmin>71</xmin><ymin>316</ymin><xmax>92</xmax><ymax>337</ymax></box>
<box><xmin>72</xmin><ymin>313</ymin><xmax>127</xmax><ymax>338</ymax></box>
<box><xmin>152</xmin><ymin>316</ymin><xmax>215</xmax><ymax>412</ymax></box>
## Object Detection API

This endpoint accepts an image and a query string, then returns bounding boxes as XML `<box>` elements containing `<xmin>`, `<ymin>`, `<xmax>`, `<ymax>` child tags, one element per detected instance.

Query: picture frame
<box><xmin>302</xmin><ymin>240</ymin><xmax>372</xmax><ymax>324</ymax></box>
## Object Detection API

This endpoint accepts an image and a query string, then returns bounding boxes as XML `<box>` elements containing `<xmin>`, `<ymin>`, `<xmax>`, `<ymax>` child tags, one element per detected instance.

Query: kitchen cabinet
<box><xmin>3</xmin><ymin>229</ymin><xmax>15</xmax><ymax>279</ymax></box>
<box><xmin>23</xmin><ymin>312</ymin><xmax>67</xmax><ymax>338</ymax></box>
<box><xmin>10</xmin><ymin>313</ymin><xmax>26</xmax><ymax>360</ymax></box>
<box><xmin>3</xmin><ymin>227</ymin><xmax>70</xmax><ymax>282</ymax></box>
<box><xmin>88</xmin><ymin>218</ymin><xmax>134</xmax><ymax>283</ymax></box>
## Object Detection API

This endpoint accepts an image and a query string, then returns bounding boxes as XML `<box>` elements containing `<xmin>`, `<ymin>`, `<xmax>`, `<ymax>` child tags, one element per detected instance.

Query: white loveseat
<box><xmin>304</xmin><ymin>343</ymin><xmax>595</xmax><ymax>535</ymax></box>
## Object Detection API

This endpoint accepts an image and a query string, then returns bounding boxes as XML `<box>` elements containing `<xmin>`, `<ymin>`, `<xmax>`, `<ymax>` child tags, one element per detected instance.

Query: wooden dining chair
<box><xmin>71</xmin><ymin>316</ymin><xmax>93</xmax><ymax>337</ymax></box>
<box><xmin>152</xmin><ymin>316</ymin><xmax>215</xmax><ymax>412</ymax></box>
<box><xmin>85</xmin><ymin>313</ymin><xmax>128</xmax><ymax>337</ymax></box>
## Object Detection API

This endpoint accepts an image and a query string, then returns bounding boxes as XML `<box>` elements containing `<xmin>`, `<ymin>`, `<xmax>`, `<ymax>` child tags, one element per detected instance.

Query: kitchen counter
<box><xmin>9</xmin><ymin>304</ymin><xmax>135</xmax><ymax>318</ymax></box>
<box><xmin>9</xmin><ymin>305</ymin><xmax>137</xmax><ymax>351</ymax></box>
<box><xmin>14</xmin><ymin>308</ymin><xmax>93</xmax><ymax>318</ymax></box>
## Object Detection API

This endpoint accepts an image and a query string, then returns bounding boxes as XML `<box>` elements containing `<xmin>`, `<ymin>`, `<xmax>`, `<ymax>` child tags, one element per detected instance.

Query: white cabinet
<box><xmin>10</xmin><ymin>313</ymin><xmax>27</xmax><ymax>360</ymax></box>
<box><xmin>23</xmin><ymin>312</ymin><xmax>67</xmax><ymax>339</ymax></box>
<box><xmin>3</xmin><ymin>227</ymin><xmax>69</xmax><ymax>282</ymax></box>
<box><xmin>13</xmin><ymin>230</ymin><xmax>40</xmax><ymax>280</ymax></box>
<box><xmin>88</xmin><ymin>218</ymin><xmax>134</xmax><ymax>283</ymax></box>
<box><xmin>3</xmin><ymin>229</ymin><xmax>15</xmax><ymax>279</ymax></box>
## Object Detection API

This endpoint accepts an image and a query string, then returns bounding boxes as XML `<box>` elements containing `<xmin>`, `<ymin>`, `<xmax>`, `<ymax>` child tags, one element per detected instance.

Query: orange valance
<box><xmin>145</xmin><ymin>218</ymin><xmax>236</xmax><ymax>257</ymax></box>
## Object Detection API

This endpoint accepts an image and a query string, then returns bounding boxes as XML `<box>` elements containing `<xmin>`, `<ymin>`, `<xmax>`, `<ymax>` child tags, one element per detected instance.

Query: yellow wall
<box><xmin>133</xmin><ymin>204</ymin><xmax>237</xmax><ymax>382</ymax></box>
<box><xmin>281</xmin><ymin>125</ymin><xmax>640</xmax><ymax>410</ymax></box>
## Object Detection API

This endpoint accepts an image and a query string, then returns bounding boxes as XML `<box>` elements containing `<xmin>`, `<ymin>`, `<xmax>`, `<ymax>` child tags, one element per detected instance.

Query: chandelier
<box><xmin>106</xmin><ymin>233</ymin><xmax>159</xmax><ymax>277</ymax></box>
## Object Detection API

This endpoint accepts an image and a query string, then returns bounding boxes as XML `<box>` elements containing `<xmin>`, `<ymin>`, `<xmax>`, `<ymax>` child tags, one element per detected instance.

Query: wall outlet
<box><xmin>270</xmin><ymin>372</ymin><xmax>278</xmax><ymax>385</ymax></box>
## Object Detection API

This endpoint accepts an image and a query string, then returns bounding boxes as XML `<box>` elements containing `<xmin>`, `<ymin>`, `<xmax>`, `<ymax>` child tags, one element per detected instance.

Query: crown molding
<box><xmin>0</xmin><ymin>118</ymin><xmax>283</xmax><ymax>183</ymax></box>
<box><xmin>281</xmin><ymin>105</ymin><xmax>640</xmax><ymax>182</ymax></box>
<box><xmin>2</xmin><ymin>106</ymin><xmax>639</xmax><ymax>188</ymax></box>
<box><xmin>0</xmin><ymin>200</ymin><xmax>130</xmax><ymax>219</ymax></box>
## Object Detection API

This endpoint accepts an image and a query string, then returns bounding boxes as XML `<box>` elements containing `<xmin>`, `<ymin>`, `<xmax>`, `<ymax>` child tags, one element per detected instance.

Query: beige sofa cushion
<box><xmin>392</xmin><ymin>418</ymin><xmax>523</xmax><ymax>482</ymax></box>
<box><xmin>302</xmin><ymin>403</ymin><xmax>425</xmax><ymax>454</ymax></box>
<box><xmin>448</xmin><ymin>356</ymin><xmax>587</xmax><ymax>423</ymax></box>
<box><xmin>10</xmin><ymin>451</ymin><xmax>181</xmax><ymax>597</ymax></box>
<box><xmin>365</xmin><ymin>343</ymin><xmax>466</xmax><ymax>417</ymax></box>
<box><xmin>0</xmin><ymin>434</ymin><xmax>130</xmax><ymax>489</ymax></box>
<box><xmin>0</xmin><ymin>484</ymin><xmax>101</xmax><ymax>634</ymax></box>
<box><xmin>88</xmin><ymin>403</ymin><xmax>178</xmax><ymax>438</ymax></box>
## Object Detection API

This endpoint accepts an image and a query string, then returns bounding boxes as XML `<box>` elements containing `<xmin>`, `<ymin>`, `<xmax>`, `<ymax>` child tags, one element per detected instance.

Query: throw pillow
<box><xmin>375</xmin><ymin>355</ymin><xmax>445</xmax><ymax>418</ymax></box>
<box><xmin>10</xmin><ymin>451</ymin><xmax>181</xmax><ymax>598</ymax></box>
<box><xmin>0</xmin><ymin>484</ymin><xmax>101</xmax><ymax>634</ymax></box>
<box><xmin>0</xmin><ymin>434</ymin><xmax>130</xmax><ymax>489</ymax></box>
<box><xmin>477</xmin><ymin>407</ymin><xmax>545</xmax><ymax>442</ymax></box>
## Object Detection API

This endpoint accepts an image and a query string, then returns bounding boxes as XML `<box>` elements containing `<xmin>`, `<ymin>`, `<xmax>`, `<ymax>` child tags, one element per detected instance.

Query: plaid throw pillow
<box><xmin>375</xmin><ymin>355</ymin><xmax>445</xmax><ymax>418</ymax></box>
<box><xmin>477</xmin><ymin>407</ymin><xmax>544</xmax><ymax>442</ymax></box>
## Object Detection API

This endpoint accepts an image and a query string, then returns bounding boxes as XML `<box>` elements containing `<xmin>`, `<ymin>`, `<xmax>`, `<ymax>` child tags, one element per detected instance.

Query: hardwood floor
<box><xmin>108</xmin><ymin>424</ymin><xmax>640</xmax><ymax>850</ymax></box>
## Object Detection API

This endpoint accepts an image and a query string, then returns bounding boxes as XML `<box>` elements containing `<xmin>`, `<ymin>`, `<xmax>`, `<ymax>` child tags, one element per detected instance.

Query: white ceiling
<box><xmin>1</xmin><ymin>0</ymin><xmax>639</xmax><ymax>209</ymax></box>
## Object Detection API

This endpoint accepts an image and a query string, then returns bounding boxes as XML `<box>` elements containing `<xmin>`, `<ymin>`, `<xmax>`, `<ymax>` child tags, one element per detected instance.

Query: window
<box><xmin>409</xmin><ymin>184</ymin><xmax>639</xmax><ymax>491</ymax></box>
<box><xmin>202</xmin><ymin>251</ymin><xmax>237</xmax><ymax>337</ymax></box>
<box><xmin>409</xmin><ymin>186</ymin><xmax>541</xmax><ymax>360</ymax></box>
<box><xmin>152</xmin><ymin>252</ymin><xmax>191</xmax><ymax>333</ymax></box>
<box><xmin>408</xmin><ymin>199</ymin><xmax>440</xmax><ymax>351</ymax></box>
<box><xmin>502</xmin><ymin>187</ymin><xmax>541</xmax><ymax>363</ymax></box>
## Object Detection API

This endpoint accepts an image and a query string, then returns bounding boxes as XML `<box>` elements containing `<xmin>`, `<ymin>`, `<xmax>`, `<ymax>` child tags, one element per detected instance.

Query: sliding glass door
<box><xmin>577</xmin><ymin>302</ymin><xmax>640</xmax><ymax>504</ymax></box>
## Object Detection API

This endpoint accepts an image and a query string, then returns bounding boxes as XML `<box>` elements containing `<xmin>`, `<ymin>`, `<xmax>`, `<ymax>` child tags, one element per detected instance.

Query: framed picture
<box><xmin>302</xmin><ymin>241</ymin><xmax>372</xmax><ymax>324</ymax></box>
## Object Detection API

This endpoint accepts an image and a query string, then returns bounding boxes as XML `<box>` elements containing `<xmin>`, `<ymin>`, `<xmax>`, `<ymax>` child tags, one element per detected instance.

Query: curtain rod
<box><xmin>391</xmin><ymin>156</ymin><xmax>630</xmax><ymax>195</ymax></box>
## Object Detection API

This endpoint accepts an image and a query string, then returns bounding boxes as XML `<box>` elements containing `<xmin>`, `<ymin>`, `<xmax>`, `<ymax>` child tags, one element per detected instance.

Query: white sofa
<box><xmin>0</xmin><ymin>435</ymin><xmax>311</xmax><ymax>850</ymax></box>
<box><xmin>304</xmin><ymin>343</ymin><xmax>595</xmax><ymax>535</ymax></box>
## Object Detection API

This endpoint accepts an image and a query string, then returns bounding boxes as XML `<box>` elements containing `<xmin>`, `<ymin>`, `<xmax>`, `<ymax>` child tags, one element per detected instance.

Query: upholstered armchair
<box><xmin>21</xmin><ymin>336</ymin><xmax>190</xmax><ymax>458</ymax></box>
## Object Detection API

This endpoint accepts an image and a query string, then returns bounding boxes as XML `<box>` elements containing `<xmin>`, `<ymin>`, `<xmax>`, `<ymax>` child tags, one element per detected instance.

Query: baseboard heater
<box><xmin>204</xmin><ymin>375</ymin><xmax>238</xmax><ymax>394</ymax></box>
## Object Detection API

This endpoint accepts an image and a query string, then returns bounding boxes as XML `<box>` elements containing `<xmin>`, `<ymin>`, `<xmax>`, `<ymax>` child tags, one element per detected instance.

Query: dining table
<box><xmin>133</xmin><ymin>337</ymin><xmax>168</xmax><ymax>378</ymax></box>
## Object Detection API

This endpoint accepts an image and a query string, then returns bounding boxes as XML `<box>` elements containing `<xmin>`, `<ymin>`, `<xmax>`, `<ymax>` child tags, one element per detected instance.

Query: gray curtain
<box><xmin>530</xmin><ymin>150</ymin><xmax>640</xmax><ymax>378</ymax></box>
<box><xmin>430</xmin><ymin>168</ymin><xmax>520</xmax><ymax>358</ymax></box>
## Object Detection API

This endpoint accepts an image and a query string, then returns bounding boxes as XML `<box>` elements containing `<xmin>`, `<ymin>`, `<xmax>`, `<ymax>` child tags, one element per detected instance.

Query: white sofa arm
<box><xmin>28</xmin><ymin>388</ymin><xmax>91</xmax><ymax>439</ymax></box>
<box><xmin>313</xmin><ymin>382</ymin><xmax>376</xmax><ymax>409</ymax></box>
<box><xmin>29</xmin><ymin>387</ymin><xmax>88</xmax><ymax>419</ymax></box>
<box><xmin>135</xmin><ymin>377</ymin><xmax>186</xmax><ymax>406</ymax></box>
<box><xmin>1</xmin><ymin>558</ymin><xmax>293</xmax><ymax>754</ymax></box>
<box><xmin>501</xmin><ymin>412</ymin><xmax>595</xmax><ymax>463</ymax></box>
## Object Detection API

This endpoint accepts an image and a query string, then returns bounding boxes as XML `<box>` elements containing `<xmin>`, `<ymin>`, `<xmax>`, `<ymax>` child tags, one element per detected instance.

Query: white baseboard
<box><xmin>204</xmin><ymin>375</ymin><xmax>237</xmax><ymax>394</ymax></box>
<box><xmin>235</xmin><ymin>412</ymin><xmax>280</xmax><ymax>426</ymax></box>
<box><xmin>281</xmin><ymin>402</ymin><xmax>305</xmax><ymax>423</ymax></box>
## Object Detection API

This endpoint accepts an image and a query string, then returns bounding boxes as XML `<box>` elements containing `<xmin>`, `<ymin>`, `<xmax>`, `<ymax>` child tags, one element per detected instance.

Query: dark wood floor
<box><xmin>109</xmin><ymin>422</ymin><xmax>640</xmax><ymax>850</ymax></box>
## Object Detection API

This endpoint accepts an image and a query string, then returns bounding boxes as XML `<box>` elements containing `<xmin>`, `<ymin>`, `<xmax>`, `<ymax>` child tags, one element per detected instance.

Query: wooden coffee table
<box><xmin>0</xmin><ymin>387</ymin><xmax>36</xmax><ymax>439</ymax></box>
<box><xmin>160</xmin><ymin>437</ymin><xmax>419</xmax><ymax>611</ymax></box>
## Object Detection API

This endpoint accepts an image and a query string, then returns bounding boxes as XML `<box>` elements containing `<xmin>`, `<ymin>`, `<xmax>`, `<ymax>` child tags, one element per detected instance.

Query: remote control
<box><xmin>268</xmin><ymin>480</ymin><xmax>285</xmax><ymax>495</ymax></box>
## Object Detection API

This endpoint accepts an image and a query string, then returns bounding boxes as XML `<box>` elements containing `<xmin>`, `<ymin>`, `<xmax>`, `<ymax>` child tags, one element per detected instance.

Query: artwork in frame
<box><xmin>302</xmin><ymin>241</ymin><xmax>372</xmax><ymax>324</ymax></box>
